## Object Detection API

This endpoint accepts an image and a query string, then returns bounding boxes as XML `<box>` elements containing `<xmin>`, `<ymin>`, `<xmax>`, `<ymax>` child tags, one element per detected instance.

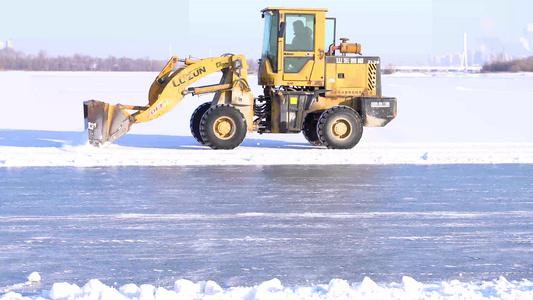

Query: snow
<box><xmin>1</xmin><ymin>71</ymin><xmax>533</xmax><ymax>167</ymax></box>
<box><xmin>26</xmin><ymin>274</ymin><xmax>40</xmax><ymax>284</ymax></box>
<box><xmin>1</xmin><ymin>142</ymin><xmax>533</xmax><ymax>167</ymax></box>
<box><xmin>2</xmin><ymin>276</ymin><xmax>533</xmax><ymax>300</ymax></box>
<box><xmin>2</xmin><ymin>71</ymin><xmax>533</xmax><ymax>298</ymax></box>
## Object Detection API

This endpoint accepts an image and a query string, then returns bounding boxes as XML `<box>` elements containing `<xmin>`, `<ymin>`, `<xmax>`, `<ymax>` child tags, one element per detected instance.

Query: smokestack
<box><xmin>463</xmin><ymin>33</ymin><xmax>468</xmax><ymax>69</ymax></box>
<box><xmin>520</xmin><ymin>37</ymin><xmax>530</xmax><ymax>52</ymax></box>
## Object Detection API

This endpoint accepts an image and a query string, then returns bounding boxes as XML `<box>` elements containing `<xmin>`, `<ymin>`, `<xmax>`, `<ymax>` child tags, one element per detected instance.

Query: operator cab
<box><xmin>259</xmin><ymin>7</ymin><xmax>333</xmax><ymax>87</ymax></box>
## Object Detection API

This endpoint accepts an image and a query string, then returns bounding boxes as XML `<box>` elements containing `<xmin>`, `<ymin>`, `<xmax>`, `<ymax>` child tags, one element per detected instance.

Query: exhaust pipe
<box><xmin>83</xmin><ymin>100</ymin><xmax>134</xmax><ymax>147</ymax></box>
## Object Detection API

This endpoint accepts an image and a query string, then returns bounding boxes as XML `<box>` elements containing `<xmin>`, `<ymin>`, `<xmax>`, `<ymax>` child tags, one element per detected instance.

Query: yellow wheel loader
<box><xmin>84</xmin><ymin>7</ymin><xmax>397</xmax><ymax>149</ymax></box>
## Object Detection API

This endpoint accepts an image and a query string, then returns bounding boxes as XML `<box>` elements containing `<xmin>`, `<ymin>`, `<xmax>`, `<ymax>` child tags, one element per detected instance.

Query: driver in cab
<box><xmin>288</xmin><ymin>20</ymin><xmax>312</xmax><ymax>51</ymax></box>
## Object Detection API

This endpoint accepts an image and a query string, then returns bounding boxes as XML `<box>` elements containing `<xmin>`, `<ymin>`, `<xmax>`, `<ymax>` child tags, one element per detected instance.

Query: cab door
<box><xmin>282</xmin><ymin>14</ymin><xmax>316</xmax><ymax>82</ymax></box>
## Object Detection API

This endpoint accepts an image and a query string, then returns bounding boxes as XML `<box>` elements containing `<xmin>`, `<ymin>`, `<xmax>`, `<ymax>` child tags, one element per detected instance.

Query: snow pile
<box><xmin>1</xmin><ymin>140</ymin><xmax>533</xmax><ymax>167</ymax></box>
<box><xmin>0</xmin><ymin>273</ymin><xmax>41</xmax><ymax>298</ymax></box>
<box><xmin>2</xmin><ymin>276</ymin><xmax>533</xmax><ymax>300</ymax></box>
<box><xmin>26</xmin><ymin>274</ymin><xmax>41</xmax><ymax>284</ymax></box>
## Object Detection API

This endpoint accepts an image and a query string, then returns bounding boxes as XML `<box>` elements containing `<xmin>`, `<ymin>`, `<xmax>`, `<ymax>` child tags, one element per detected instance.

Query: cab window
<box><xmin>261</xmin><ymin>11</ymin><xmax>279</xmax><ymax>71</ymax></box>
<box><xmin>284</xmin><ymin>14</ymin><xmax>315</xmax><ymax>51</ymax></box>
<box><xmin>325</xmin><ymin>18</ymin><xmax>336</xmax><ymax>50</ymax></box>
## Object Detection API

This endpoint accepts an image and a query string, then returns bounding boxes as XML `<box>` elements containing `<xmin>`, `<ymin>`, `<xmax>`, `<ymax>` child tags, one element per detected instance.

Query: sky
<box><xmin>1</xmin><ymin>0</ymin><xmax>532</xmax><ymax>65</ymax></box>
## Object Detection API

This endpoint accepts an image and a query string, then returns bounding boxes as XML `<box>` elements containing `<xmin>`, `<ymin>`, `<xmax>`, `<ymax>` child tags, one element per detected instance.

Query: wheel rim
<box><xmin>213</xmin><ymin>117</ymin><xmax>235</xmax><ymax>139</ymax></box>
<box><xmin>331</xmin><ymin>119</ymin><xmax>351</xmax><ymax>140</ymax></box>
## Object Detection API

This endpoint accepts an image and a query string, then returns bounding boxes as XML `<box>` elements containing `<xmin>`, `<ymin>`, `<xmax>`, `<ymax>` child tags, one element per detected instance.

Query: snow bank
<box><xmin>2</xmin><ymin>276</ymin><xmax>533</xmax><ymax>300</ymax></box>
<box><xmin>1</xmin><ymin>72</ymin><xmax>533</xmax><ymax>166</ymax></box>
<box><xmin>1</xmin><ymin>139</ymin><xmax>533</xmax><ymax>167</ymax></box>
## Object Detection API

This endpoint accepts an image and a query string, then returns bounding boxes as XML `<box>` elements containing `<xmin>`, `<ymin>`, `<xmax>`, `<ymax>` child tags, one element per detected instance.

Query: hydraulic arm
<box><xmin>84</xmin><ymin>54</ymin><xmax>253</xmax><ymax>147</ymax></box>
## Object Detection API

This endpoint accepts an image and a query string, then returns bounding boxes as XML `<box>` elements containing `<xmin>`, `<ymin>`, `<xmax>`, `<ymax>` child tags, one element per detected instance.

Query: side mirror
<box><xmin>278</xmin><ymin>22</ymin><xmax>286</xmax><ymax>38</ymax></box>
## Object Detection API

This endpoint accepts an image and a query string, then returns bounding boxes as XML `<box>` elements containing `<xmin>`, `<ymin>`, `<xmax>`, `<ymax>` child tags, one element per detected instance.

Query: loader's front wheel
<box><xmin>318</xmin><ymin>106</ymin><xmax>363</xmax><ymax>149</ymax></box>
<box><xmin>200</xmin><ymin>104</ymin><xmax>247</xmax><ymax>149</ymax></box>
<box><xmin>190</xmin><ymin>102</ymin><xmax>211</xmax><ymax>145</ymax></box>
<box><xmin>302</xmin><ymin>112</ymin><xmax>323</xmax><ymax>146</ymax></box>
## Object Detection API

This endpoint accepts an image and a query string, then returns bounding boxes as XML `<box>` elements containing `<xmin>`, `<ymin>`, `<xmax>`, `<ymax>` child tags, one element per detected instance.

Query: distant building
<box><xmin>452</xmin><ymin>53</ymin><xmax>462</xmax><ymax>66</ymax></box>
<box><xmin>0</xmin><ymin>39</ymin><xmax>13</xmax><ymax>50</ymax></box>
<box><xmin>495</xmin><ymin>52</ymin><xmax>510</xmax><ymax>62</ymax></box>
<box><xmin>428</xmin><ymin>48</ymin><xmax>518</xmax><ymax>68</ymax></box>
<box><xmin>473</xmin><ymin>51</ymin><xmax>484</xmax><ymax>66</ymax></box>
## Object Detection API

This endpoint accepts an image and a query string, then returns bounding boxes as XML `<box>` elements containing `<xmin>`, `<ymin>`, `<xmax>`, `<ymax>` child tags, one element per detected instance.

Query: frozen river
<box><xmin>1</xmin><ymin>164</ymin><xmax>533</xmax><ymax>294</ymax></box>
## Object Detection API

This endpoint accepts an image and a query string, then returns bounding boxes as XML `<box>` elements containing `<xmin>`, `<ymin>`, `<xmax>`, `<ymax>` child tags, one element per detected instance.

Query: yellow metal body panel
<box><xmin>311</xmin><ymin>60</ymin><xmax>380</xmax><ymax>112</ymax></box>
<box><xmin>326</xmin><ymin>63</ymin><xmax>368</xmax><ymax>97</ymax></box>
<box><xmin>325</xmin><ymin>62</ymin><xmax>337</xmax><ymax>93</ymax></box>
<box><xmin>260</xmin><ymin>59</ymin><xmax>282</xmax><ymax>85</ymax></box>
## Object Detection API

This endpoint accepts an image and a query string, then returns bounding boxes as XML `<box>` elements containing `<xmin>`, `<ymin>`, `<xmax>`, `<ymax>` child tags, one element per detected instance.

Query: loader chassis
<box><xmin>83</xmin><ymin>7</ymin><xmax>397</xmax><ymax>149</ymax></box>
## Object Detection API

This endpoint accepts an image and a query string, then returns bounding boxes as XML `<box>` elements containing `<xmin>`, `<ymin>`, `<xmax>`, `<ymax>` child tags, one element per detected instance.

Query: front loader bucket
<box><xmin>83</xmin><ymin>100</ymin><xmax>133</xmax><ymax>147</ymax></box>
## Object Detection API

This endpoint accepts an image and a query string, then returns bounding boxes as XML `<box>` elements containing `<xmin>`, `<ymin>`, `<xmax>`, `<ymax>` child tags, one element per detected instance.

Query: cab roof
<box><xmin>261</xmin><ymin>7</ymin><xmax>328</xmax><ymax>13</ymax></box>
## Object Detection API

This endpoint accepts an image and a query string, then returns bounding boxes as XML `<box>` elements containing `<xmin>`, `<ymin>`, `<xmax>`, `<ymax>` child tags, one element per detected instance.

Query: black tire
<box><xmin>317</xmin><ymin>106</ymin><xmax>363</xmax><ymax>149</ymax></box>
<box><xmin>190</xmin><ymin>102</ymin><xmax>212</xmax><ymax>145</ymax></box>
<box><xmin>302</xmin><ymin>112</ymin><xmax>323</xmax><ymax>146</ymax></box>
<box><xmin>200</xmin><ymin>104</ymin><xmax>247</xmax><ymax>149</ymax></box>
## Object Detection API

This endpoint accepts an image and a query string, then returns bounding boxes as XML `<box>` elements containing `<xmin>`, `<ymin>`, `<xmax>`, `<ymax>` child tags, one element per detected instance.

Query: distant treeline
<box><xmin>0</xmin><ymin>48</ymin><xmax>167</xmax><ymax>71</ymax></box>
<box><xmin>482</xmin><ymin>56</ymin><xmax>533</xmax><ymax>72</ymax></box>
<box><xmin>0</xmin><ymin>48</ymin><xmax>261</xmax><ymax>73</ymax></box>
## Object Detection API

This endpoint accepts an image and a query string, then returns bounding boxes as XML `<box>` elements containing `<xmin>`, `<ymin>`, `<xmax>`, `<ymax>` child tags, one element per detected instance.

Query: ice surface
<box><xmin>2</xmin><ymin>277</ymin><xmax>533</xmax><ymax>299</ymax></box>
<box><xmin>1</xmin><ymin>164</ymin><xmax>533</xmax><ymax>299</ymax></box>
<box><xmin>1</xmin><ymin>72</ymin><xmax>533</xmax><ymax>167</ymax></box>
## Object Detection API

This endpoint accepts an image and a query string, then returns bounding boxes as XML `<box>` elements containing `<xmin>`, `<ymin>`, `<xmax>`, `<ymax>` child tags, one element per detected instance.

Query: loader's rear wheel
<box><xmin>302</xmin><ymin>112</ymin><xmax>323</xmax><ymax>146</ymax></box>
<box><xmin>190</xmin><ymin>102</ymin><xmax>211</xmax><ymax>145</ymax></box>
<box><xmin>200</xmin><ymin>104</ymin><xmax>247</xmax><ymax>149</ymax></box>
<box><xmin>317</xmin><ymin>106</ymin><xmax>363</xmax><ymax>149</ymax></box>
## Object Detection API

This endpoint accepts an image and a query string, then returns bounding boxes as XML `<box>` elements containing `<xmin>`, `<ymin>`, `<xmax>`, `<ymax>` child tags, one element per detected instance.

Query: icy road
<box><xmin>2</xmin><ymin>165</ymin><xmax>533</xmax><ymax>299</ymax></box>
